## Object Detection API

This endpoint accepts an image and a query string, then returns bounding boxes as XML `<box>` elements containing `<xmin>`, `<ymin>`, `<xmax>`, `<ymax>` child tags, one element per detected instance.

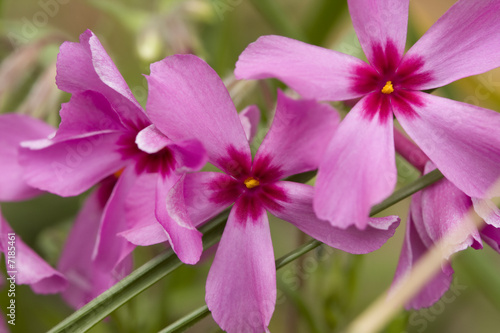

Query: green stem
<box><xmin>159</xmin><ymin>169</ymin><xmax>444</xmax><ymax>332</ymax></box>
<box><xmin>47</xmin><ymin>210</ymin><xmax>229</xmax><ymax>333</ymax></box>
<box><xmin>159</xmin><ymin>305</ymin><xmax>210</xmax><ymax>333</ymax></box>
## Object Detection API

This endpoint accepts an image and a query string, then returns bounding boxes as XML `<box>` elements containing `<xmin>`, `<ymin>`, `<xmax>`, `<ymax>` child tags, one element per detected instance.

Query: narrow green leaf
<box><xmin>160</xmin><ymin>169</ymin><xmax>444</xmax><ymax>332</ymax></box>
<box><xmin>159</xmin><ymin>305</ymin><xmax>210</xmax><ymax>333</ymax></box>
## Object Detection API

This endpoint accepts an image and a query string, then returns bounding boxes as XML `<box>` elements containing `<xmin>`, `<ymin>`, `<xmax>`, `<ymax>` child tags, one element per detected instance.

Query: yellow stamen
<box><xmin>381</xmin><ymin>81</ymin><xmax>394</xmax><ymax>94</ymax></box>
<box><xmin>244</xmin><ymin>177</ymin><xmax>260</xmax><ymax>189</ymax></box>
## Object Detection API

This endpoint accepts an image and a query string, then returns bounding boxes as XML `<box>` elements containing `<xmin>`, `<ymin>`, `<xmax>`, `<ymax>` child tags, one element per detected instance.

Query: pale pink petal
<box><xmin>93</xmin><ymin>167</ymin><xmax>136</xmax><ymax>271</ymax></box>
<box><xmin>59</xmin><ymin>179</ymin><xmax>131</xmax><ymax>309</ymax></box>
<box><xmin>254</xmin><ymin>90</ymin><xmax>339</xmax><ymax>180</ymax></box>
<box><xmin>403</xmin><ymin>0</ymin><xmax>500</xmax><ymax>90</ymax></box>
<box><xmin>394</xmin><ymin>92</ymin><xmax>500</xmax><ymax>198</ymax></box>
<box><xmin>239</xmin><ymin>105</ymin><xmax>261</xmax><ymax>143</ymax></box>
<box><xmin>170</xmin><ymin>139</ymin><xmax>207</xmax><ymax>173</ymax></box>
<box><xmin>206</xmin><ymin>199</ymin><xmax>275</xmax><ymax>333</ymax></box>
<box><xmin>155</xmin><ymin>174</ymin><xmax>203</xmax><ymax>265</ymax></box>
<box><xmin>53</xmin><ymin>91</ymin><xmax>126</xmax><ymax>142</ymax></box>
<box><xmin>419</xmin><ymin>162</ymin><xmax>482</xmax><ymax>253</ymax></box>
<box><xmin>314</xmin><ymin>96</ymin><xmax>397</xmax><ymax>229</ymax></box>
<box><xmin>56</xmin><ymin>30</ymin><xmax>148</xmax><ymax>127</ymax></box>
<box><xmin>19</xmin><ymin>132</ymin><xmax>127</xmax><ymax>197</ymax></box>
<box><xmin>348</xmin><ymin>0</ymin><xmax>409</xmax><ymax>67</ymax></box>
<box><xmin>235</xmin><ymin>35</ymin><xmax>368</xmax><ymax>101</ymax></box>
<box><xmin>119</xmin><ymin>223</ymin><xmax>168</xmax><ymax>246</ymax></box>
<box><xmin>0</xmin><ymin>208</ymin><xmax>67</xmax><ymax>294</ymax></box>
<box><xmin>268</xmin><ymin>182</ymin><xmax>399</xmax><ymax>253</ymax></box>
<box><xmin>146</xmin><ymin>55</ymin><xmax>251</xmax><ymax>175</ymax></box>
<box><xmin>472</xmin><ymin>198</ymin><xmax>500</xmax><ymax>229</ymax></box>
<box><xmin>119</xmin><ymin>172</ymin><xmax>167</xmax><ymax>246</ymax></box>
<box><xmin>136</xmin><ymin>125</ymin><xmax>207</xmax><ymax>173</ymax></box>
<box><xmin>136</xmin><ymin>124</ymin><xmax>173</xmax><ymax>154</ymax></box>
<box><xmin>184</xmin><ymin>172</ymin><xmax>240</xmax><ymax>226</ymax></box>
<box><xmin>393</xmin><ymin>207</ymin><xmax>454</xmax><ymax>309</ymax></box>
<box><xmin>0</xmin><ymin>114</ymin><xmax>54</xmax><ymax>201</ymax></box>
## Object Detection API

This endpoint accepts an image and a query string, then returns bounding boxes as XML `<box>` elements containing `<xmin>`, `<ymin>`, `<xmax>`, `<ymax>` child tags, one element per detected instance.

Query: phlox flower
<box><xmin>235</xmin><ymin>0</ymin><xmax>500</xmax><ymax>230</ymax></box>
<box><xmin>393</xmin><ymin>155</ymin><xmax>500</xmax><ymax>308</ymax></box>
<box><xmin>19</xmin><ymin>30</ymin><xmax>208</xmax><ymax>272</ymax></box>
<box><xmin>142</xmin><ymin>54</ymin><xmax>400</xmax><ymax>333</ymax></box>
<box><xmin>57</xmin><ymin>175</ymin><xmax>133</xmax><ymax>309</ymax></box>
<box><xmin>0</xmin><ymin>114</ymin><xmax>67</xmax><ymax>293</ymax></box>
<box><xmin>0</xmin><ymin>113</ymin><xmax>124</xmax><ymax>308</ymax></box>
<box><xmin>0</xmin><ymin>208</ymin><xmax>66</xmax><ymax>293</ymax></box>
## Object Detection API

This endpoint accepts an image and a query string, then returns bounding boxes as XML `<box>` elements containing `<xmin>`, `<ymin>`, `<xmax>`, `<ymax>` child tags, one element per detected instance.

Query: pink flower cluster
<box><xmin>1</xmin><ymin>0</ymin><xmax>500</xmax><ymax>332</ymax></box>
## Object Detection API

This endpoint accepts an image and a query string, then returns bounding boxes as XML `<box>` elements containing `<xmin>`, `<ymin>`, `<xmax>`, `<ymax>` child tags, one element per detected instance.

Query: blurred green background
<box><xmin>1</xmin><ymin>0</ymin><xmax>500</xmax><ymax>332</ymax></box>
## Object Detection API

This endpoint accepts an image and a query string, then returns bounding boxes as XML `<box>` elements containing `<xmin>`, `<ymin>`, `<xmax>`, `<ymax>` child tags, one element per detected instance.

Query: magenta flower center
<box><xmin>208</xmin><ymin>147</ymin><xmax>290</xmax><ymax>223</ymax></box>
<box><xmin>117</xmin><ymin>131</ymin><xmax>176</xmax><ymax>176</ymax></box>
<box><xmin>351</xmin><ymin>40</ymin><xmax>433</xmax><ymax>121</ymax></box>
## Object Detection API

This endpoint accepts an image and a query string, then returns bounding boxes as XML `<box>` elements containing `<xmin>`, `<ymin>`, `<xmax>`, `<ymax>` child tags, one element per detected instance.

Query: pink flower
<box><xmin>0</xmin><ymin>112</ymin><xmax>125</xmax><ymax>308</ymax></box>
<box><xmin>235</xmin><ymin>0</ymin><xmax>500</xmax><ymax>229</ymax></box>
<box><xmin>0</xmin><ymin>114</ymin><xmax>66</xmax><ymax>294</ymax></box>
<box><xmin>57</xmin><ymin>176</ymin><xmax>133</xmax><ymax>309</ymax></box>
<box><xmin>19</xmin><ymin>30</ymin><xmax>208</xmax><ymax>270</ymax></box>
<box><xmin>393</xmin><ymin>161</ymin><xmax>500</xmax><ymax>309</ymax></box>
<box><xmin>144</xmin><ymin>54</ymin><xmax>400</xmax><ymax>333</ymax></box>
<box><xmin>392</xmin><ymin>131</ymin><xmax>500</xmax><ymax>308</ymax></box>
<box><xmin>0</xmin><ymin>208</ymin><xmax>67</xmax><ymax>294</ymax></box>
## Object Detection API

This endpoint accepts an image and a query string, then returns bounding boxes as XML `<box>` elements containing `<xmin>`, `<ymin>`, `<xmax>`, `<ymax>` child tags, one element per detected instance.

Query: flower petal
<box><xmin>0</xmin><ymin>207</ymin><xmax>67</xmax><ymax>294</ymax></box>
<box><xmin>419</xmin><ymin>162</ymin><xmax>481</xmax><ymax>253</ymax></box>
<box><xmin>59</xmin><ymin>179</ymin><xmax>131</xmax><ymax>309</ymax></box>
<box><xmin>53</xmin><ymin>91</ymin><xmax>126</xmax><ymax>142</ymax></box>
<box><xmin>314</xmin><ymin>96</ymin><xmax>397</xmax><ymax>229</ymax></box>
<box><xmin>392</xmin><ymin>206</ymin><xmax>454</xmax><ymax>309</ymax></box>
<box><xmin>481</xmin><ymin>225</ymin><xmax>500</xmax><ymax>254</ymax></box>
<box><xmin>394</xmin><ymin>92</ymin><xmax>500</xmax><ymax>198</ymax></box>
<box><xmin>155</xmin><ymin>173</ymin><xmax>203</xmax><ymax>265</ymax></box>
<box><xmin>206</xmin><ymin>199</ymin><xmax>275</xmax><ymax>333</ymax></box>
<box><xmin>19</xmin><ymin>132</ymin><xmax>127</xmax><ymax>197</ymax></box>
<box><xmin>136</xmin><ymin>125</ymin><xmax>207</xmax><ymax>174</ymax></box>
<box><xmin>56</xmin><ymin>30</ymin><xmax>148</xmax><ymax>128</ymax></box>
<box><xmin>472</xmin><ymin>198</ymin><xmax>500</xmax><ymax>229</ymax></box>
<box><xmin>93</xmin><ymin>167</ymin><xmax>136</xmax><ymax>271</ymax></box>
<box><xmin>119</xmin><ymin>172</ymin><xmax>168</xmax><ymax>246</ymax></box>
<box><xmin>170</xmin><ymin>139</ymin><xmax>207</xmax><ymax>174</ymax></box>
<box><xmin>403</xmin><ymin>0</ymin><xmax>500</xmax><ymax>90</ymax></box>
<box><xmin>348</xmin><ymin>0</ymin><xmax>409</xmax><ymax>67</ymax></box>
<box><xmin>136</xmin><ymin>124</ymin><xmax>173</xmax><ymax>154</ymax></box>
<box><xmin>268</xmin><ymin>181</ymin><xmax>400</xmax><ymax>253</ymax></box>
<box><xmin>0</xmin><ymin>114</ymin><xmax>54</xmax><ymax>201</ymax></box>
<box><xmin>239</xmin><ymin>105</ymin><xmax>261</xmax><ymax>143</ymax></box>
<box><xmin>146</xmin><ymin>55</ymin><xmax>251</xmax><ymax>175</ymax></box>
<box><xmin>254</xmin><ymin>90</ymin><xmax>340</xmax><ymax>180</ymax></box>
<box><xmin>235</xmin><ymin>35</ymin><xmax>369</xmax><ymax>101</ymax></box>
<box><xmin>184</xmin><ymin>172</ymin><xmax>240</xmax><ymax>226</ymax></box>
